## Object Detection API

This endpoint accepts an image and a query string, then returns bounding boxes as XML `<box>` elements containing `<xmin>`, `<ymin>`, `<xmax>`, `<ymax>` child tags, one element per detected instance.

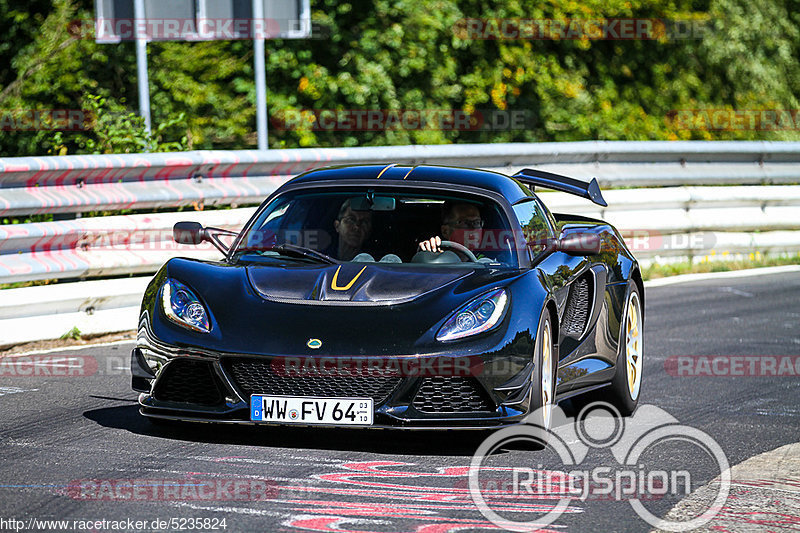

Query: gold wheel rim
<box><xmin>540</xmin><ymin>320</ymin><xmax>553</xmax><ymax>429</ymax></box>
<box><xmin>625</xmin><ymin>291</ymin><xmax>643</xmax><ymax>400</ymax></box>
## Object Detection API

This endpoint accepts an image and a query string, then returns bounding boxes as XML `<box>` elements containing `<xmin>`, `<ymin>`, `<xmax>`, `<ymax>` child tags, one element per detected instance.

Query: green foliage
<box><xmin>49</xmin><ymin>93</ymin><xmax>188</xmax><ymax>154</ymax></box>
<box><xmin>643</xmin><ymin>252</ymin><xmax>800</xmax><ymax>280</ymax></box>
<box><xmin>2</xmin><ymin>214</ymin><xmax>54</xmax><ymax>224</ymax></box>
<box><xmin>0</xmin><ymin>0</ymin><xmax>798</xmax><ymax>157</ymax></box>
<box><xmin>0</xmin><ymin>277</ymin><xmax>58</xmax><ymax>290</ymax></box>
<box><xmin>60</xmin><ymin>326</ymin><xmax>82</xmax><ymax>340</ymax></box>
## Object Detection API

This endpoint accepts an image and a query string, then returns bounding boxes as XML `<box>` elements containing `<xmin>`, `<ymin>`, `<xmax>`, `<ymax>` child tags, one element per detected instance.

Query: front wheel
<box><xmin>607</xmin><ymin>281</ymin><xmax>644</xmax><ymax>415</ymax></box>
<box><xmin>529</xmin><ymin>312</ymin><xmax>556</xmax><ymax>429</ymax></box>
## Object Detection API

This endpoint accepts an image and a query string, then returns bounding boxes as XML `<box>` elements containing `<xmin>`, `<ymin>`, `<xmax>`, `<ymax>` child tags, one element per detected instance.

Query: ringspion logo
<box><xmin>470</xmin><ymin>403</ymin><xmax>730</xmax><ymax>531</ymax></box>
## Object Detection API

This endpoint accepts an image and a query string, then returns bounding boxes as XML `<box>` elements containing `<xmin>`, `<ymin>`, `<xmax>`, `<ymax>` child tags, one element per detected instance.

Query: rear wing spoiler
<box><xmin>512</xmin><ymin>168</ymin><xmax>608</xmax><ymax>207</ymax></box>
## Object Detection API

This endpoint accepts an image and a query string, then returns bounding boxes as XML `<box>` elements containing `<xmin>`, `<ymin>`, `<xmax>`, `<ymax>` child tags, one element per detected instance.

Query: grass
<box><xmin>0</xmin><ymin>278</ymin><xmax>61</xmax><ymax>290</ymax></box>
<box><xmin>642</xmin><ymin>252</ymin><xmax>800</xmax><ymax>280</ymax></box>
<box><xmin>59</xmin><ymin>326</ymin><xmax>82</xmax><ymax>340</ymax></box>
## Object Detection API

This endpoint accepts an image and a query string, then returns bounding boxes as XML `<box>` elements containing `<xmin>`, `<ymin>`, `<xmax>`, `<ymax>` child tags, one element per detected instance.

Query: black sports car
<box><xmin>131</xmin><ymin>164</ymin><xmax>644</xmax><ymax>429</ymax></box>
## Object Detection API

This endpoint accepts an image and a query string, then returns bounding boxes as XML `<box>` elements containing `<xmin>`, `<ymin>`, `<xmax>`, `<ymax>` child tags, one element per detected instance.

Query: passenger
<box><xmin>332</xmin><ymin>198</ymin><xmax>373</xmax><ymax>261</ymax></box>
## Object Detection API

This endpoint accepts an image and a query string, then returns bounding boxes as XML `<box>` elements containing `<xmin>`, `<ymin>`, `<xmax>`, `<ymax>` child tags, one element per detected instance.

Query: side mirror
<box><xmin>173</xmin><ymin>222</ymin><xmax>204</xmax><ymax>245</ymax></box>
<box><xmin>174</xmin><ymin>222</ymin><xmax>239</xmax><ymax>255</ymax></box>
<box><xmin>556</xmin><ymin>232</ymin><xmax>601</xmax><ymax>256</ymax></box>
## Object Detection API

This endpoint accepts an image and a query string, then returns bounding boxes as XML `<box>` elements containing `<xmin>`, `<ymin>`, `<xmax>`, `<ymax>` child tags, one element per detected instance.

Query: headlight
<box><xmin>436</xmin><ymin>289</ymin><xmax>508</xmax><ymax>341</ymax></box>
<box><xmin>161</xmin><ymin>279</ymin><xmax>210</xmax><ymax>333</ymax></box>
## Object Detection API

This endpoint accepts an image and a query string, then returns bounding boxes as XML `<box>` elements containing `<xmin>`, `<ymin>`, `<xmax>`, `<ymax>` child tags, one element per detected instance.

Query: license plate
<box><xmin>250</xmin><ymin>395</ymin><xmax>373</xmax><ymax>426</ymax></box>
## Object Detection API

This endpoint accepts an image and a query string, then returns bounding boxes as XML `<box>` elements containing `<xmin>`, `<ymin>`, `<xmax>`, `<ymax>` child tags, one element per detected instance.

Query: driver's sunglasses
<box><xmin>448</xmin><ymin>218</ymin><xmax>484</xmax><ymax>229</ymax></box>
<box><xmin>341</xmin><ymin>215</ymin><xmax>372</xmax><ymax>227</ymax></box>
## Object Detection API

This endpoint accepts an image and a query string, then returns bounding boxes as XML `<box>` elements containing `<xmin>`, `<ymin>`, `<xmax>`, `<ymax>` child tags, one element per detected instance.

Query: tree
<box><xmin>1</xmin><ymin>0</ymin><xmax>798</xmax><ymax>157</ymax></box>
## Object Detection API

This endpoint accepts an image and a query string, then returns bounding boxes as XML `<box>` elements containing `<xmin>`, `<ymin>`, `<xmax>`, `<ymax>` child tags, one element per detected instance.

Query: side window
<box><xmin>247</xmin><ymin>200</ymin><xmax>291</xmax><ymax>250</ymax></box>
<box><xmin>513</xmin><ymin>199</ymin><xmax>552</xmax><ymax>256</ymax></box>
<box><xmin>260</xmin><ymin>202</ymin><xmax>290</xmax><ymax>230</ymax></box>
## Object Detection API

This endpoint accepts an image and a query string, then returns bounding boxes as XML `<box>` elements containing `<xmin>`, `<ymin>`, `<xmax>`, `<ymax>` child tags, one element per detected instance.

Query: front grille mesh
<box><xmin>152</xmin><ymin>359</ymin><xmax>223</xmax><ymax>406</ymax></box>
<box><xmin>412</xmin><ymin>377</ymin><xmax>494</xmax><ymax>413</ymax></box>
<box><xmin>562</xmin><ymin>277</ymin><xmax>591</xmax><ymax>337</ymax></box>
<box><xmin>225</xmin><ymin>359</ymin><xmax>401</xmax><ymax>403</ymax></box>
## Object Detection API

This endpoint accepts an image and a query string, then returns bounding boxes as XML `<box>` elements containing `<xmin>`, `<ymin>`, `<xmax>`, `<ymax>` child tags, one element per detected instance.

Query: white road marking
<box><xmin>0</xmin><ymin>386</ymin><xmax>39</xmax><ymax>396</ymax></box>
<box><xmin>718</xmin><ymin>286</ymin><xmax>754</xmax><ymax>297</ymax></box>
<box><xmin>171</xmin><ymin>502</ymin><xmax>283</xmax><ymax>517</ymax></box>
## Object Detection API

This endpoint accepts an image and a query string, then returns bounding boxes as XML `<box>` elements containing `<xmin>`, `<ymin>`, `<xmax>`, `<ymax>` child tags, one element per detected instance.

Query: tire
<box><xmin>529</xmin><ymin>311</ymin><xmax>557</xmax><ymax>429</ymax></box>
<box><xmin>607</xmin><ymin>281</ymin><xmax>644</xmax><ymax>415</ymax></box>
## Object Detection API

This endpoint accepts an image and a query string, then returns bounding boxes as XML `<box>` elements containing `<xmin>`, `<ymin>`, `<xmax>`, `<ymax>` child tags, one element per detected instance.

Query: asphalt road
<box><xmin>1</xmin><ymin>269</ymin><xmax>798</xmax><ymax>533</ymax></box>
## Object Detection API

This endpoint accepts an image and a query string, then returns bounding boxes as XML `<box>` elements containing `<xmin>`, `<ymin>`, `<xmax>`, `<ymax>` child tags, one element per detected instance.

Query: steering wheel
<box><xmin>439</xmin><ymin>240</ymin><xmax>479</xmax><ymax>262</ymax></box>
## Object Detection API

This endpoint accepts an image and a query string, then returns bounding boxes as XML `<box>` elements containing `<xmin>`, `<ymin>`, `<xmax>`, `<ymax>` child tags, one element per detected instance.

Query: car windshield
<box><xmin>231</xmin><ymin>187</ymin><xmax>519</xmax><ymax>267</ymax></box>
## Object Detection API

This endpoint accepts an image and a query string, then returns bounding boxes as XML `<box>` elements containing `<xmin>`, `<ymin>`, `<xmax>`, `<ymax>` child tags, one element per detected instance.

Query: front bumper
<box><xmin>132</xmin><ymin>329</ymin><xmax>538</xmax><ymax>430</ymax></box>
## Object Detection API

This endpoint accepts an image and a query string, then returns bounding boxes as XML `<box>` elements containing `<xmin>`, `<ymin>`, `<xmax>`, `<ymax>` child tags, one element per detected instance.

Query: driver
<box><xmin>418</xmin><ymin>201</ymin><xmax>484</xmax><ymax>254</ymax></box>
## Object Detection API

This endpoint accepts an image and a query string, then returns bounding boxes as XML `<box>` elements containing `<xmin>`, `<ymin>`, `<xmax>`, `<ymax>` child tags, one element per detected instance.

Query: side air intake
<box><xmin>562</xmin><ymin>277</ymin><xmax>591</xmax><ymax>338</ymax></box>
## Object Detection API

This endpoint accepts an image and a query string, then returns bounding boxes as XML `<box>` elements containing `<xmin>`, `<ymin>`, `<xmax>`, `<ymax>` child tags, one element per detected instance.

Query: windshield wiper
<box><xmin>276</xmin><ymin>243</ymin><xmax>338</xmax><ymax>264</ymax></box>
<box><xmin>235</xmin><ymin>243</ymin><xmax>338</xmax><ymax>265</ymax></box>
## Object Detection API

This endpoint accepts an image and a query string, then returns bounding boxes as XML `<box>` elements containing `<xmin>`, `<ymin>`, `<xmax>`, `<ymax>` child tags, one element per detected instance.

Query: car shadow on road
<box><xmin>83</xmin><ymin>404</ymin><xmax>511</xmax><ymax>457</ymax></box>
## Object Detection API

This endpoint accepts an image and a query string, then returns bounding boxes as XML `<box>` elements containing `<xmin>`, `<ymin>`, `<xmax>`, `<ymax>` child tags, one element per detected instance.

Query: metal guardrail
<box><xmin>1</xmin><ymin>141</ymin><xmax>800</xmax><ymax>215</ymax></box>
<box><xmin>3</xmin><ymin>186</ymin><xmax>800</xmax><ymax>284</ymax></box>
<box><xmin>1</xmin><ymin>140</ymin><xmax>799</xmax><ymax>346</ymax></box>
<box><xmin>0</xmin><ymin>208</ymin><xmax>254</xmax><ymax>283</ymax></box>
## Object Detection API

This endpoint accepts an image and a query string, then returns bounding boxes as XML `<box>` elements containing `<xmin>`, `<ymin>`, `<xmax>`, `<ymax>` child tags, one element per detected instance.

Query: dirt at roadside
<box><xmin>0</xmin><ymin>330</ymin><xmax>136</xmax><ymax>357</ymax></box>
<box><xmin>653</xmin><ymin>442</ymin><xmax>800</xmax><ymax>532</ymax></box>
